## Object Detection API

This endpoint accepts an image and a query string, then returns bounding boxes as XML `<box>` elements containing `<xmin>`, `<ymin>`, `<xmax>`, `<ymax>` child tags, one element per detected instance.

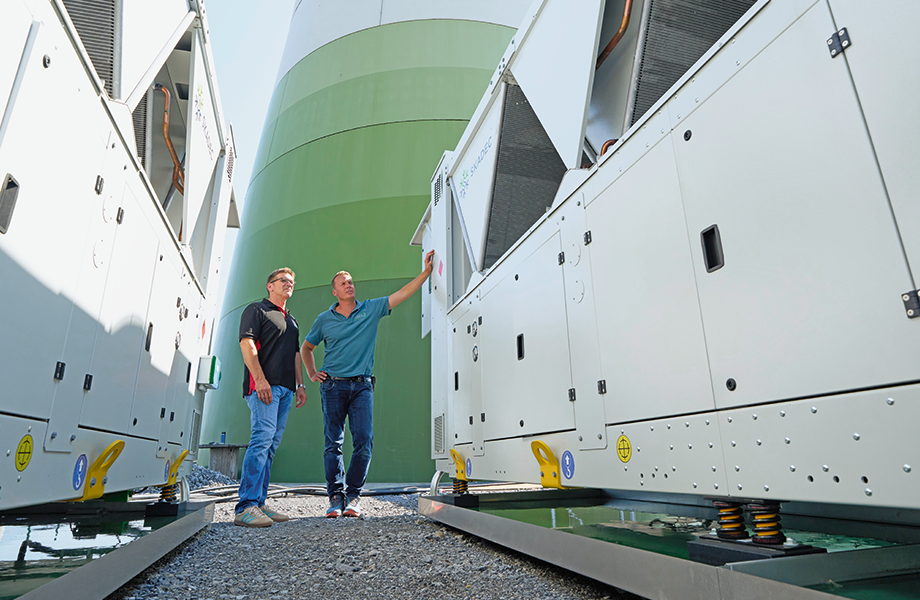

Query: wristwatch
<box><xmin>296</xmin><ymin>384</ymin><xmax>306</xmax><ymax>390</ymax></box>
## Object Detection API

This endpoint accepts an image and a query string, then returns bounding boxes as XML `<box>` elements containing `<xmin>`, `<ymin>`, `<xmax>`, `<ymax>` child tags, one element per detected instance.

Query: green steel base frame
<box><xmin>418</xmin><ymin>492</ymin><xmax>920</xmax><ymax>600</ymax></box>
<box><xmin>17</xmin><ymin>502</ymin><xmax>214</xmax><ymax>600</ymax></box>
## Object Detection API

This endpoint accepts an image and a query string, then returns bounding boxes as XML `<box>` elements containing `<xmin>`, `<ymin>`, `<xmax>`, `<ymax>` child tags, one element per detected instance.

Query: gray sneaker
<box><xmin>326</xmin><ymin>493</ymin><xmax>345</xmax><ymax>518</ymax></box>
<box><xmin>234</xmin><ymin>505</ymin><xmax>273</xmax><ymax>528</ymax></box>
<box><xmin>343</xmin><ymin>496</ymin><xmax>362</xmax><ymax>518</ymax></box>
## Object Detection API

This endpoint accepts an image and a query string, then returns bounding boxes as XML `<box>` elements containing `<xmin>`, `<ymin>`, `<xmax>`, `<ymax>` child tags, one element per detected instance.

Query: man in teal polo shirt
<box><xmin>301</xmin><ymin>250</ymin><xmax>434</xmax><ymax>517</ymax></box>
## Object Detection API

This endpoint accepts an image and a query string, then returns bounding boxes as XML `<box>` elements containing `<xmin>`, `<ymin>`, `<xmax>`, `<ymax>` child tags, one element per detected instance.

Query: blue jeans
<box><xmin>235</xmin><ymin>385</ymin><xmax>293</xmax><ymax>513</ymax></box>
<box><xmin>321</xmin><ymin>378</ymin><xmax>373</xmax><ymax>499</ymax></box>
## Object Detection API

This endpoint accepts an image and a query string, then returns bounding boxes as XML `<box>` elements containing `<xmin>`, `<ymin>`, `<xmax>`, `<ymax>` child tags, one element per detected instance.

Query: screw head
<box><xmin>693</xmin><ymin>483</ymin><xmax>698</xmax><ymax>488</ymax></box>
<box><xmin>780</xmin><ymin>411</ymin><xmax>786</xmax><ymax>417</ymax></box>
<box><xmin>853</xmin><ymin>433</ymin><xmax>861</xmax><ymax>441</ymax></box>
<box><xmin>50</xmin><ymin>431</ymin><xmax>57</xmax><ymax>439</ymax></box>
<box><xmin>727</xmin><ymin>416</ymin><xmax>733</xmax><ymax>423</ymax></box>
<box><xmin>726</xmin><ymin>378</ymin><xmax>737</xmax><ymax>391</ymax></box>
<box><xmin>756</xmin><ymin>439</ymin><xmax>762</xmax><ymax>446</ymax></box>
<box><xmin>731</xmin><ymin>441</ymin><xmax>736</xmax><ymax>447</ymax></box>
<box><xmin>578</xmin><ymin>436</ymin><xmax>583</xmax><ymax>442</ymax></box>
<box><xmin>91</xmin><ymin>477</ymin><xmax>97</xmax><ymax>487</ymax></box>
<box><xmin>735</xmin><ymin>465</ymin><xmax>740</xmax><ymax>472</ymax></box>
<box><xmin>790</xmin><ymin>465</ymin><xmax>796</xmax><ymax>472</ymax></box>
<box><xmin>43</xmin><ymin>54</ymin><xmax>51</xmax><ymax>68</ymax></box>
<box><xmin>70</xmin><ymin>435</ymin><xmax>76</xmax><ymax>442</ymax></box>
<box><xmin>865</xmin><ymin>489</ymin><xmax>873</xmax><ymax>497</ymax></box>
<box><xmin>904</xmin><ymin>465</ymin><xmax>912</xmax><ymax>473</ymax></box>
<box><xmin>764</xmin><ymin>485</ymin><xmax>770</xmax><ymax>492</ymax></box>
<box><xmin>683</xmin><ymin>130</ymin><xmax>692</xmax><ymax>141</ymax></box>
<box><xmin>752</xmin><ymin>414</ymin><xmax>757</xmax><ymax>420</ymax></box>
<box><xmin>708</xmin><ymin>442</ymin><xmax>713</xmax><ymax>448</ymax></box>
<box><xmin>712</xmin><ymin>466</ymin><xmax>717</xmax><ymax>472</ymax></box>
<box><xmin>887</xmin><ymin>398</ymin><xmax>895</xmax><ymax>405</ymax></box>
<box><xmin>688</xmin><ymin>444</ymin><xmax>693</xmax><ymax>449</ymax></box>
<box><xmin>552</xmin><ymin>472</ymin><xmax>557</xmax><ymax>478</ymax></box>
<box><xmin>811</xmin><ymin>407</ymin><xmax>818</xmax><ymax>414</ymax></box>
<box><xmin>714</xmin><ymin>483</ymin><xmax>719</xmax><ymax>489</ymax></box>
<box><xmin>597</xmin><ymin>434</ymin><xmax>602</xmax><ymax>440</ymax></box>
<box><xmin>785</xmin><ymin>438</ymin><xmax>791</xmax><ymax>444</ymax></box>
<box><xmin>823</xmin><ymin>465</ymin><xmax>830</xmax><ymax>472</ymax></box>
<box><xmin>738</xmin><ymin>484</ymin><xmax>743</xmax><ymax>490</ymax></box>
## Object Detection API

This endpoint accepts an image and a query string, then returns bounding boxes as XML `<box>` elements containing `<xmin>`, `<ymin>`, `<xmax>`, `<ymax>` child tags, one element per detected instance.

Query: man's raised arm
<box><xmin>389</xmin><ymin>250</ymin><xmax>434</xmax><ymax>310</ymax></box>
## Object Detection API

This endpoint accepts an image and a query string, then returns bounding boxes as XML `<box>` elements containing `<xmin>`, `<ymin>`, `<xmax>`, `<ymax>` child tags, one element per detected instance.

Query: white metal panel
<box><xmin>449</xmin><ymin>304</ymin><xmax>474</xmax><ymax>446</ymax></box>
<box><xmin>0</xmin><ymin>21</ymin><xmax>107</xmax><ymax>420</ymax></box>
<box><xmin>0</xmin><ymin>1</ymin><xmax>33</xmax><ymax>126</ymax></box>
<box><xmin>480</xmin><ymin>230</ymin><xmax>574</xmax><ymax>440</ymax></box>
<box><xmin>827</xmin><ymin>0</ymin><xmax>920</xmax><ymax>279</ymax></box>
<box><xmin>509</xmin><ymin>0</ymin><xmax>605</xmax><ymax>168</ymax></box>
<box><xmin>120</xmin><ymin>0</ymin><xmax>190</xmax><ymax>100</ymax></box>
<box><xmin>451</xmin><ymin>87</ymin><xmax>503</xmax><ymax>271</ymax></box>
<box><xmin>183</xmin><ymin>35</ymin><xmax>220</xmax><ymax>255</ymax></box>
<box><xmin>586</xmin><ymin>138</ymin><xmax>714</xmax><ymax>424</ymax></box>
<box><xmin>672</xmin><ymin>2</ymin><xmax>919</xmax><ymax>410</ymax></box>
<box><xmin>130</xmin><ymin>244</ymin><xmax>184</xmax><ymax>440</ymax></box>
<box><xmin>80</xmin><ymin>182</ymin><xmax>158</xmax><ymax>435</ymax></box>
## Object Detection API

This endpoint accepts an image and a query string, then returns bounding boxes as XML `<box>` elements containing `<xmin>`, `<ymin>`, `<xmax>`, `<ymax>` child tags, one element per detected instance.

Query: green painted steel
<box><xmin>201</xmin><ymin>19</ymin><xmax>515</xmax><ymax>485</ymax></box>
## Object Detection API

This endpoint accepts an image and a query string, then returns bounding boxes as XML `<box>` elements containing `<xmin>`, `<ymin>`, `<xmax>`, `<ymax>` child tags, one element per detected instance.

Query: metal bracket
<box><xmin>54</xmin><ymin>361</ymin><xmax>65</xmax><ymax>381</ymax></box>
<box><xmin>597</xmin><ymin>380</ymin><xmax>607</xmax><ymax>394</ymax></box>
<box><xmin>902</xmin><ymin>290</ymin><xmax>920</xmax><ymax>319</ymax></box>
<box><xmin>827</xmin><ymin>27</ymin><xmax>851</xmax><ymax>58</ymax></box>
<box><xmin>94</xmin><ymin>175</ymin><xmax>104</xmax><ymax>195</ymax></box>
<box><xmin>584</xmin><ymin>231</ymin><xmax>592</xmax><ymax>245</ymax></box>
<box><xmin>568</xmin><ymin>388</ymin><xmax>576</xmax><ymax>402</ymax></box>
<box><xmin>83</xmin><ymin>374</ymin><xmax>93</xmax><ymax>391</ymax></box>
<box><xmin>558</xmin><ymin>252</ymin><xmax>565</xmax><ymax>265</ymax></box>
<box><xmin>481</xmin><ymin>412</ymin><xmax>486</xmax><ymax>422</ymax></box>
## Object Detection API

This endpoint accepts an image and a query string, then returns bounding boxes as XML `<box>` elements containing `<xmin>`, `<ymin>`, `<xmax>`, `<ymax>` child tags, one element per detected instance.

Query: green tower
<box><xmin>201</xmin><ymin>2</ymin><xmax>532</xmax><ymax>483</ymax></box>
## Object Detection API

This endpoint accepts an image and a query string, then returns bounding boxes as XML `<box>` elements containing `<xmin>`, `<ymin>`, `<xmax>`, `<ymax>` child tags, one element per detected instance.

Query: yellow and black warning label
<box><xmin>616</xmin><ymin>435</ymin><xmax>632</xmax><ymax>463</ymax></box>
<box><xmin>16</xmin><ymin>434</ymin><xmax>33</xmax><ymax>472</ymax></box>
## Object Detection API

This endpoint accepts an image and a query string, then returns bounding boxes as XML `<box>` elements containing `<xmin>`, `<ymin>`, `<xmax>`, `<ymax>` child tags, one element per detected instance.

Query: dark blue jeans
<box><xmin>320</xmin><ymin>378</ymin><xmax>373</xmax><ymax>499</ymax></box>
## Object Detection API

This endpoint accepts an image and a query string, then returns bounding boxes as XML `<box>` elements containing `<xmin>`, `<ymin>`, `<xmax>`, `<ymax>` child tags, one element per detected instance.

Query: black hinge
<box><xmin>903</xmin><ymin>290</ymin><xmax>920</xmax><ymax>319</ymax></box>
<box><xmin>597</xmin><ymin>380</ymin><xmax>607</xmax><ymax>394</ymax></box>
<box><xmin>94</xmin><ymin>176</ymin><xmax>104</xmax><ymax>195</ymax></box>
<box><xmin>558</xmin><ymin>251</ymin><xmax>565</xmax><ymax>265</ymax></box>
<box><xmin>170</xmin><ymin>411</ymin><xmax>175</xmax><ymax>422</ymax></box>
<box><xmin>584</xmin><ymin>231</ymin><xmax>592</xmax><ymax>245</ymax></box>
<box><xmin>116</xmin><ymin>207</ymin><xmax>124</xmax><ymax>224</ymax></box>
<box><xmin>481</xmin><ymin>412</ymin><xmax>486</xmax><ymax>422</ymax></box>
<box><xmin>83</xmin><ymin>374</ymin><xmax>93</xmax><ymax>391</ymax></box>
<box><xmin>54</xmin><ymin>361</ymin><xmax>66</xmax><ymax>380</ymax></box>
<box><xmin>827</xmin><ymin>27</ymin><xmax>851</xmax><ymax>58</ymax></box>
<box><xmin>568</xmin><ymin>388</ymin><xmax>576</xmax><ymax>402</ymax></box>
<box><xmin>160</xmin><ymin>407</ymin><xmax>166</xmax><ymax>418</ymax></box>
<box><xmin>469</xmin><ymin>415</ymin><xmax>473</xmax><ymax>425</ymax></box>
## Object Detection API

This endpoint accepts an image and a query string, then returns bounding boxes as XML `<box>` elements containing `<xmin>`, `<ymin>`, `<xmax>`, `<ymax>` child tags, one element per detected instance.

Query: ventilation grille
<box><xmin>433</xmin><ymin>173</ymin><xmax>442</xmax><ymax>205</ymax></box>
<box><xmin>132</xmin><ymin>92</ymin><xmax>148</xmax><ymax>169</ymax></box>
<box><xmin>631</xmin><ymin>0</ymin><xmax>756</xmax><ymax>127</ymax></box>
<box><xmin>189</xmin><ymin>410</ymin><xmax>202</xmax><ymax>456</ymax></box>
<box><xmin>434</xmin><ymin>414</ymin><xmax>445</xmax><ymax>453</ymax></box>
<box><xmin>62</xmin><ymin>0</ymin><xmax>117</xmax><ymax>98</ymax></box>
<box><xmin>226</xmin><ymin>145</ymin><xmax>235</xmax><ymax>181</ymax></box>
<box><xmin>482</xmin><ymin>84</ymin><xmax>566</xmax><ymax>269</ymax></box>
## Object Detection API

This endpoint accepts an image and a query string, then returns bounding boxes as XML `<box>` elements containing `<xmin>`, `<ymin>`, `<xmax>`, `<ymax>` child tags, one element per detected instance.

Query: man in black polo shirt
<box><xmin>234</xmin><ymin>267</ymin><xmax>307</xmax><ymax>528</ymax></box>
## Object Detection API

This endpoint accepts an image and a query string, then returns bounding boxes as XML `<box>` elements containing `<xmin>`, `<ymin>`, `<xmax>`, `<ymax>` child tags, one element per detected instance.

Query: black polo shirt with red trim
<box><xmin>239</xmin><ymin>298</ymin><xmax>299</xmax><ymax>396</ymax></box>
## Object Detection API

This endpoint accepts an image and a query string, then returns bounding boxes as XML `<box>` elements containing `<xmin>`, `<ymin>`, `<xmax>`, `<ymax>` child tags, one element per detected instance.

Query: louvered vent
<box><xmin>62</xmin><ymin>0</ymin><xmax>117</xmax><ymax>97</ymax></box>
<box><xmin>630</xmin><ymin>0</ymin><xmax>756</xmax><ymax>127</ymax></box>
<box><xmin>132</xmin><ymin>92</ymin><xmax>148</xmax><ymax>169</ymax></box>
<box><xmin>434</xmin><ymin>414</ymin><xmax>445</xmax><ymax>453</ymax></box>
<box><xmin>226</xmin><ymin>145</ymin><xmax>235</xmax><ymax>181</ymax></box>
<box><xmin>433</xmin><ymin>173</ymin><xmax>442</xmax><ymax>204</ymax></box>
<box><xmin>189</xmin><ymin>410</ymin><xmax>202</xmax><ymax>457</ymax></box>
<box><xmin>482</xmin><ymin>84</ymin><xmax>566</xmax><ymax>269</ymax></box>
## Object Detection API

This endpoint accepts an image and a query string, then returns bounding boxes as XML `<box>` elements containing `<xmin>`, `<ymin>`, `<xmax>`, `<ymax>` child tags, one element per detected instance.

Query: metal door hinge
<box><xmin>481</xmin><ymin>412</ymin><xmax>486</xmax><ymax>422</ymax></box>
<box><xmin>83</xmin><ymin>374</ymin><xmax>93</xmax><ymax>391</ymax></box>
<box><xmin>558</xmin><ymin>252</ymin><xmax>565</xmax><ymax>265</ymax></box>
<box><xmin>568</xmin><ymin>388</ymin><xmax>576</xmax><ymax>402</ymax></box>
<box><xmin>54</xmin><ymin>361</ymin><xmax>65</xmax><ymax>380</ymax></box>
<box><xmin>827</xmin><ymin>27</ymin><xmax>851</xmax><ymax>58</ymax></box>
<box><xmin>903</xmin><ymin>290</ymin><xmax>920</xmax><ymax>319</ymax></box>
<box><xmin>584</xmin><ymin>231</ymin><xmax>592</xmax><ymax>245</ymax></box>
<box><xmin>116</xmin><ymin>207</ymin><xmax>124</xmax><ymax>224</ymax></box>
<box><xmin>597</xmin><ymin>380</ymin><xmax>607</xmax><ymax>394</ymax></box>
<box><xmin>469</xmin><ymin>415</ymin><xmax>473</xmax><ymax>425</ymax></box>
<box><xmin>95</xmin><ymin>176</ymin><xmax>104</xmax><ymax>195</ymax></box>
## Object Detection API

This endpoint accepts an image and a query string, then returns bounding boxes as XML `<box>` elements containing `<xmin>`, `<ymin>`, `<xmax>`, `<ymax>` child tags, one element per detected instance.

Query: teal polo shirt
<box><xmin>305</xmin><ymin>297</ymin><xmax>391</xmax><ymax>377</ymax></box>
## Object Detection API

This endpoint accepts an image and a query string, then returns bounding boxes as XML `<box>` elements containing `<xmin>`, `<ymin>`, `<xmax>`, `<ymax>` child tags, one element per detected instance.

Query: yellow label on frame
<box><xmin>16</xmin><ymin>434</ymin><xmax>33</xmax><ymax>471</ymax></box>
<box><xmin>616</xmin><ymin>435</ymin><xmax>632</xmax><ymax>463</ymax></box>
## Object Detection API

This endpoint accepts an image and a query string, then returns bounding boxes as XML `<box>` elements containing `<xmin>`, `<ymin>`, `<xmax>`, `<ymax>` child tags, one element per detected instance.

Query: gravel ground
<box><xmin>108</xmin><ymin>489</ymin><xmax>639</xmax><ymax>600</ymax></box>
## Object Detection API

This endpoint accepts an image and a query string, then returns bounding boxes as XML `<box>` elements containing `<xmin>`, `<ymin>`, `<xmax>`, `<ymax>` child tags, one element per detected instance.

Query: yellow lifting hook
<box><xmin>531</xmin><ymin>440</ymin><xmax>565</xmax><ymax>489</ymax></box>
<box><xmin>68</xmin><ymin>439</ymin><xmax>125</xmax><ymax>502</ymax></box>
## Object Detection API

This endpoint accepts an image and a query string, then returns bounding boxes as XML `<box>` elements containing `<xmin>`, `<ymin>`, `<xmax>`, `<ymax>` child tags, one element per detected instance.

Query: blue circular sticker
<box><xmin>561</xmin><ymin>450</ymin><xmax>575</xmax><ymax>480</ymax></box>
<box><xmin>73</xmin><ymin>454</ymin><xmax>88</xmax><ymax>491</ymax></box>
<box><xmin>466</xmin><ymin>457</ymin><xmax>472</xmax><ymax>478</ymax></box>
<box><xmin>164</xmin><ymin>460</ymin><xmax>171</xmax><ymax>481</ymax></box>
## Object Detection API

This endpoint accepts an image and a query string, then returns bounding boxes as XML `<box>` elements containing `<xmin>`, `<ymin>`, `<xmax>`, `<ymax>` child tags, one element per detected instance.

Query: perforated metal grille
<box><xmin>434</xmin><ymin>173</ymin><xmax>442</xmax><ymax>204</ymax></box>
<box><xmin>132</xmin><ymin>92</ymin><xmax>148</xmax><ymax>169</ymax></box>
<box><xmin>434</xmin><ymin>414</ymin><xmax>445</xmax><ymax>453</ymax></box>
<box><xmin>189</xmin><ymin>410</ymin><xmax>202</xmax><ymax>457</ymax></box>
<box><xmin>631</xmin><ymin>0</ymin><xmax>756</xmax><ymax>127</ymax></box>
<box><xmin>62</xmin><ymin>0</ymin><xmax>117</xmax><ymax>98</ymax></box>
<box><xmin>482</xmin><ymin>84</ymin><xmax>566</xmax><ymax>269</ymax></box>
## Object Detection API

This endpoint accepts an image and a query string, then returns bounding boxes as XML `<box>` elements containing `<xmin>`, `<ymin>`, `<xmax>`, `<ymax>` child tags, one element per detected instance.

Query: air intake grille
<box><xmin>132</xmin><ymin>92</ymin><xmax>148</xmax><ymax>169</ymax></box>
<box><xmin>62</xmin><ymin>0</ymin><xmax>117</xmax><ymax>98</ymax></box>
<box><xmin>631</xmin><ymin>0</ymin><xmax>756</xmax><ymax>127</ymax></box>
<box><xmin>434</xmin><ymin>414</ymin><xmax>445</xmax><ymax>453</ymax></box>
<box><xmin>434</xmin><ymin>173</ymin><xmax>442</xmax><ymax>205</ymax></box>
<box><xmin>482</xmin><ymin>84</ymin><xmax>566</xmax><ymax>269</ymax></box>
<box><xmin>189</xmin><ymin>410</ymin><xmax>202</xmax><ymax>457</ymax></box>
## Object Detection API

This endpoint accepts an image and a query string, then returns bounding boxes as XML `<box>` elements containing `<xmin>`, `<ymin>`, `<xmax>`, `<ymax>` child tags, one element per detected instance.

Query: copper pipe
<box><xmin>600</xmin><ymin>139</ymin><xmax>618</xmax><ymax>156</ymax></box>
<box><xmin>154</xmin><ymin>84</ymin><xmax>185</xmax><ymax>195</ymax></box>
<box><xmin>596</xmin><ymin>0</ymin><xmax>634</xmax><ymax>71</ymax></box>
